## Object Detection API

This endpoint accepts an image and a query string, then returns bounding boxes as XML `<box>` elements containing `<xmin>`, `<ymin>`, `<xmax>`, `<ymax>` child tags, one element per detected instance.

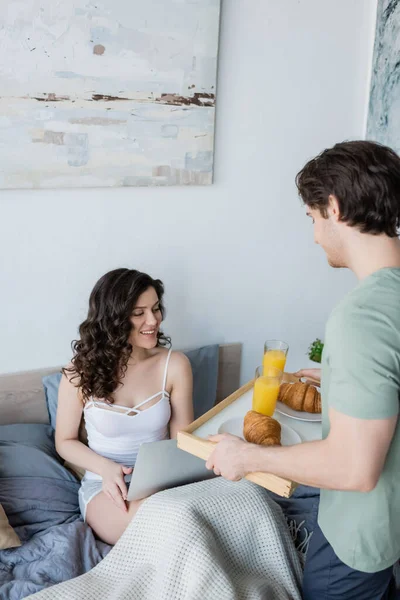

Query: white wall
<box><xmin>0</xmin><ymin>0</ymin><xmax>377</xmax><ymax>381</ymax></box>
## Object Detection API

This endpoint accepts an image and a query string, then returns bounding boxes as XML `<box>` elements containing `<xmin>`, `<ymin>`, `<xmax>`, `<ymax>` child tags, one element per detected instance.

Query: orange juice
<box><xmin>263</xmin><ymin>349</ymin><xmax>287</xmax><ymax>374</ymax></box>
<box><xmin>252</xmin><ymin>376</ymin><xmax>281</xmax><ymax>416</ymax></box>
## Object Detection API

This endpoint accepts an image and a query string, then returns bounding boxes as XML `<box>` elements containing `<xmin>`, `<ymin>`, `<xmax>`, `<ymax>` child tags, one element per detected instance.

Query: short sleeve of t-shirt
<box><xmin>325</xmin><ymin>302</ymin><xmax>399</xmax><ymax>420</ymax></box>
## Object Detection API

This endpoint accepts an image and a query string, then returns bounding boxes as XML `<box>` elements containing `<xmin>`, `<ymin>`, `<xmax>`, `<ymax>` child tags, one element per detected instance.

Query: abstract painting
<box><xmin>367</xmin><ymin>0</ymin><xmax>400</xmax><ymax>153</ymax></box>
<box><xmin>0</xmin><ymin>0</ymin><xmax>221</xmax><ymax>189</ymax></box>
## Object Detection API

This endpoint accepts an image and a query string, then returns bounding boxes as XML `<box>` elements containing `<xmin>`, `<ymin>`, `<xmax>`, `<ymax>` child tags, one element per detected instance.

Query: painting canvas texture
<box><xmin>367</xmin><ymin>0</ymin><xmax>400</xmax><ymax>153</ymax></box>
<box><xmin>0</xmin><ymin>0</ymin><xmax>220</xmax><ymax>189</ymax></box>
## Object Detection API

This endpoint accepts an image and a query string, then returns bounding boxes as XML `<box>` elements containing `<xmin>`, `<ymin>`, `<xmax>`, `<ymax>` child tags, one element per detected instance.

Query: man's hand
<box><xmin>206</xmin><ymin>433</ymin><xmax>254</xmax><ymax>481</ymax></box>
<box><xmin>294</xmin><ymin>368</ymin><xmax>321</xmax><ymax>386</ymax></box>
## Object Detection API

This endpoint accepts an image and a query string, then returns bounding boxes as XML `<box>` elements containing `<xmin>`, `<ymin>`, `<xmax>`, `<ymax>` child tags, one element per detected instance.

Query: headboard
<box><xmin>0</xmin><ymin>343</ymin><xmax>242</xmax><ymax>426</ymax></box>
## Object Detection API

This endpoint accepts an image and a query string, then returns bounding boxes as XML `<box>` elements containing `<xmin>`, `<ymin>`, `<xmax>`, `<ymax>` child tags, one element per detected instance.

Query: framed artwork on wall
<box><xmin>367</xmin><ymin>0</ymin><xmax>400</xmax><ymax>154</ymax></box>
<box><xmin>0</xmin><ymin>0</ymin><xmax>221</xmax><ymax>189</ymax></box>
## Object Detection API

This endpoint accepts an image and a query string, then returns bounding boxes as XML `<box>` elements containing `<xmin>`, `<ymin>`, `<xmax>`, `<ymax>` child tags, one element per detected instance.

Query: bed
<box><xmin>0</xmin><ymin>342</ymin><xmax>326</xmax><ymax>599</ymax></box>
<box><xmin>0</xmin><ymin>343</ymin><xmax>244</xmax><ymax>599</ymax></box>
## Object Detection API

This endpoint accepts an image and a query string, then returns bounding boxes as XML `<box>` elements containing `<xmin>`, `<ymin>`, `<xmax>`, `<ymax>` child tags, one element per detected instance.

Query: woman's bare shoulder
<box><xmin>60</xmin><ymin>362</ymin><xmax>76</xmax><ymax>381</ymax></box>
<box><xmin>168</xmin><ymin>351</ymin><xmax>192</xmax><ymax>376</ymax></box>
<box><xmin>59</xmin><ymin>363</ymin><xmax>81</xmax><ymax>394</ymax></box>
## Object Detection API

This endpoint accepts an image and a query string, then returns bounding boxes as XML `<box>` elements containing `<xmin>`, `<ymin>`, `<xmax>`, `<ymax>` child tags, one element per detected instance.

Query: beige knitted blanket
<box><xmin>27</xmin><ymin>478</ymin><xmax>302</xmax><ymax>600</ymax></box>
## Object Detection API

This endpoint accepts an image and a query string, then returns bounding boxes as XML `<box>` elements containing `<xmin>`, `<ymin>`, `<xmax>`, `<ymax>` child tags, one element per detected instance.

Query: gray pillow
<box><xmin>42</xmin><ymin>345</ymin><xmax>219</xmax><ymax>428</ymax></box>
<box><xmin>0</xmin><ymin>423</ymin><xmax>58</xmax><ymax>460</ymax></box>
<box><xmin>42</xmin><ymin>372</ymin><xmax>62</xmax><ymax>430</ymax></box>
<box><xmin>185</xmin><ymin>344</ymin><xmax>219</xmax><ymax>419</ymax></box>
<box><xmin>0</xmin><ymin>423</ymin><xmax>76</xmax><ymax>481</ymax></box>
<box><xmin>0</xmin><ymin>424</ymin><xmax>80</xmax><ymax>535</ymax></box>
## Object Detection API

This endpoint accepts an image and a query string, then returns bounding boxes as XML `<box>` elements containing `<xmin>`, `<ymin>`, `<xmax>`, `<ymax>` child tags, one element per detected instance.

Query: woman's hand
<box><xmin>294</xmin><ymin>368</ymin><xmax>321</xmax><ymax>386</ymax></box>
<box><xmin>100</xmin><ymin>461</ymin><xmax>133</xmax><ymax>512</ymax></box>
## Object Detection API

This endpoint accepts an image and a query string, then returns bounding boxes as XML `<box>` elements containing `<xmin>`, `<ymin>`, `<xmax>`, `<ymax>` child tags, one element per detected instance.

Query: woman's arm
<box><xmin>167</xmin><ymin>352</ymin><xmax>194</xmax><ymax>439</ymax></box>
<box><xmin>55</xmin><ymin>372</ymin><xmax>132</xmax><ymax>511</ymax></box>
<box><xmin>55</xmin><ymin>372</ymin><xmax>111</xmax><ymax>474</ymax></box>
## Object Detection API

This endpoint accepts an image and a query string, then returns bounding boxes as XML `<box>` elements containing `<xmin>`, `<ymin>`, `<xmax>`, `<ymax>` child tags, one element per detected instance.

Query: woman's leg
<box><xmin>86</xmin><ymin>492</ymin><xmax>145</xmax><ymax>545</ymax></box>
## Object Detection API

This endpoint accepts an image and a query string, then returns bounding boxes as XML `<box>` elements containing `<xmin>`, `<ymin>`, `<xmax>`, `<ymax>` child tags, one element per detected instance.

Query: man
<box><xmin>206</xmin><ymin>140</ymin><xmax>400</xmax><ymax>599</ymax></box>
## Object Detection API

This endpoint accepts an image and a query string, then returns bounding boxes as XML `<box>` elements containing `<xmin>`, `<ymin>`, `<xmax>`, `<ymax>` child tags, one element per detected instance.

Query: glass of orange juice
<box><xmin>252</xmin><ymin>366</ymin><xmax>283</xmax><ymax>416</ymax></box>
<box><xmin>263</xmin><ymin>340</ymin><xmax>289</xmax><ymax>375</ymax></box>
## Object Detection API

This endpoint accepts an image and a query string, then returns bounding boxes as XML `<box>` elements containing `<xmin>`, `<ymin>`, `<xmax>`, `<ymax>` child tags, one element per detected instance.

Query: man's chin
<box><xmin>327</xmin><ymin>257</ymin><xmax>345</xmax><ymax>269</ymax></box>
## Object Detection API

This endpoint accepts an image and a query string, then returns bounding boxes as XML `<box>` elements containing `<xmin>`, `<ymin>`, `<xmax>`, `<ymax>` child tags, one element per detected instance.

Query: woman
<box><xmin>56</xmin><ymin>268</ymin><xmax>193</xmax><ymax>545</ymax></box>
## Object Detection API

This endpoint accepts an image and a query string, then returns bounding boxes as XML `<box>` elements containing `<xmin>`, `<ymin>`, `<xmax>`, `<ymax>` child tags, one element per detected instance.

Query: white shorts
<box><xmin>79</xmin><ymin>476</ymin><xmax>131</xmax><ymax>521</ymax></box>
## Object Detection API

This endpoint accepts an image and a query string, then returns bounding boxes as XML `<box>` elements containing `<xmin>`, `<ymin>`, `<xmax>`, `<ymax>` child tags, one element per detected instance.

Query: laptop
<box><xmin>127</xmin><ymin>438</ymin><xmax>215</xmax><ymax>502</ymax></box>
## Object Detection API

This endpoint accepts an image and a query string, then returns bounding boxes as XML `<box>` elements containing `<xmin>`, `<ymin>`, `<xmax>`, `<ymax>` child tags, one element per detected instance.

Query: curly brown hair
<box><xmin>63</xmin><ymin>268</ymin><xmax>170</xmax><ymax>404</ymax></box>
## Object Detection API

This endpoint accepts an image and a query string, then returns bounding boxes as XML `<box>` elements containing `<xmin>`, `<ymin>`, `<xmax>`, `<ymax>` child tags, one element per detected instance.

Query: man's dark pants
<box><xmin>302</xmin><ymin>521</ymin><xmax>397</xmax><ymax>599</ymax></box>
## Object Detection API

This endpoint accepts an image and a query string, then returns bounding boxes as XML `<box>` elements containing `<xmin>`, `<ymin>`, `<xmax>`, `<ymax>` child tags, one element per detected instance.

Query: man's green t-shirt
<box><xmin>319</xmin><ymin>267</ymin><xmax>400</xmax><ymax>573</ymax></box>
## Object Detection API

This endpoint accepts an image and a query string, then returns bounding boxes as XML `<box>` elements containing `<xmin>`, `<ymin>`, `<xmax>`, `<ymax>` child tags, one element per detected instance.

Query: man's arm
<box><xmin>207</xmin><ymin>407</ymin><xmax>397</xmax><ymax>491</ymax></box>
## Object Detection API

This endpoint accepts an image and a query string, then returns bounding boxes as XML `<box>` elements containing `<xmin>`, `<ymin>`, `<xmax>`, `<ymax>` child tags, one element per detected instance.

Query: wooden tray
<box><xmin>177</xmin><ymin>373</ymin><xmax>300</xmax><ymax>498</ymax></box>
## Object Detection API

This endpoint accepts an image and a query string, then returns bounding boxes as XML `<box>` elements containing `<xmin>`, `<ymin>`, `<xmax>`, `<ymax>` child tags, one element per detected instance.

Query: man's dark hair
<box><xmin>296</xmin><ymin>140</ymin><xmax>400</xmax><ymax>237</ymax></box>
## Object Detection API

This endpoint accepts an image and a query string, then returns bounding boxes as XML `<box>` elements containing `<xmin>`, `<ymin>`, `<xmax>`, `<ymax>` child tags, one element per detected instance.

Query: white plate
<box><xmin>274</xmin><ymin>401</ymin><xmax>322</xmax><ymax>422</ymax></box>
<box><xmin>218</xmin><ymin>417</ymin><xmax>302</xmax><ymax>445</ymax></box>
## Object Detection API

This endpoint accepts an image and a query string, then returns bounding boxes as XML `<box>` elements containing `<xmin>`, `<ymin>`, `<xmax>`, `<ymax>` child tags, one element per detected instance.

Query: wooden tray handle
<box><xmin>177</xmin><ymin>432</ymin><xmax>296</xmax><ymax>497</ymax></box>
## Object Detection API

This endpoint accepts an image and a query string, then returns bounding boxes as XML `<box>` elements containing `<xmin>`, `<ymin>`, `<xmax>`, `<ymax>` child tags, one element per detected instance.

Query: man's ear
<box><xmin>327</xmin><ymin>194</ymin><xmax>341</xmax><ymax>221</ymax></box>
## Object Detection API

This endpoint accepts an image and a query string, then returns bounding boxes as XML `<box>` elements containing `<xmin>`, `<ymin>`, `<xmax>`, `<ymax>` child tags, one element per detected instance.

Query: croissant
<box><xmin>243</xmin><ymin>410</ymin><xmax>281</xmax><ymax>446</ymax></box>
<box><xmin>278</xmin><ymin>382</ymin><xmax>321</xmax><ymax>413</ymax></box>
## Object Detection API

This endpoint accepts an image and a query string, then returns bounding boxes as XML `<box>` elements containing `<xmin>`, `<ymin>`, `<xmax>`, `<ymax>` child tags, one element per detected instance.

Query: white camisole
<box><xmin>82</xmin><ymin>348</ymin><xmax>172</xmax><ymax>482</ymax></box>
